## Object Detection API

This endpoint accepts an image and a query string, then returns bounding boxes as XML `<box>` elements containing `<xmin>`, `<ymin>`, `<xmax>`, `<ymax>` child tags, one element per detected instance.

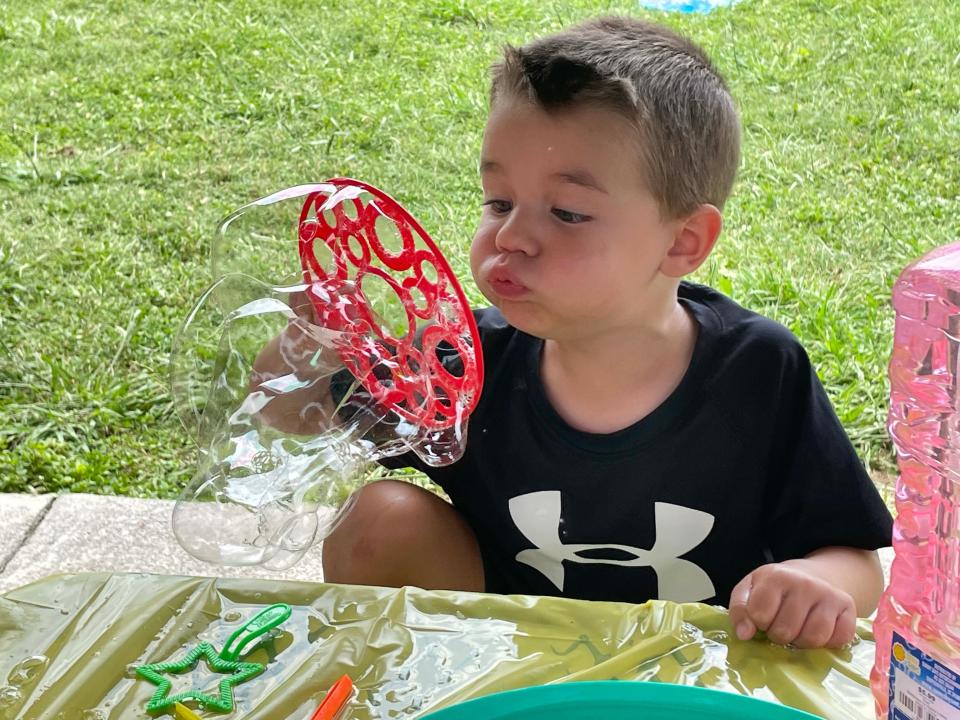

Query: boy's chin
<box><xmin>493</xmin><ymin>301</ymin><xmax>553</xmax><ymax>338</ymax></box>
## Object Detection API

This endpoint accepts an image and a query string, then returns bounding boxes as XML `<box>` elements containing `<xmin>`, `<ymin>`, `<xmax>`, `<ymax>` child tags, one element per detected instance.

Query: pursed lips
<box><xmin>486</xmin><ymin>261</ymin><xmax>526</xmax><ymax>288</ymax></box>
<box><xmin>486</xmin><ymin>263</ymin><xmax>529</xmax><ymax>295</ymax></box>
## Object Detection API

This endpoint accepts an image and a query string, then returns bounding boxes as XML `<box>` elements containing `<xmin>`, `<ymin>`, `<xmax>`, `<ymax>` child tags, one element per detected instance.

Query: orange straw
<box><xmin>309</xmin><ymin>674</ymin><xmax>353</xmax><ymax>720</ymax></box>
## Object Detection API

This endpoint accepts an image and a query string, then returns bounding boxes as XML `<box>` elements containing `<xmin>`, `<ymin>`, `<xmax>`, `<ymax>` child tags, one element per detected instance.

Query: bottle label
<box><xmin>889</xmin><ymin>632</ymin><xmax>960</xmax><ymax>720</ymax></box>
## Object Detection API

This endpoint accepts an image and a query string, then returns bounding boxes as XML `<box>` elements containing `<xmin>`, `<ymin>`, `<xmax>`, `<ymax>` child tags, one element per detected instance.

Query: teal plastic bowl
<box><xmin>420</xmin><ymin>681</ymin><xmax>821</xmax><ymax>719</ymax></box>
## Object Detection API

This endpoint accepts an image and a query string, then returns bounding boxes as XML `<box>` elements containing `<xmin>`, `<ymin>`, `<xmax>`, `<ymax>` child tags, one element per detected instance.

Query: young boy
<box><xmin>320</xmin><ymin>16</ymin><xmax>893</xmax><ymax>650</ymax></box>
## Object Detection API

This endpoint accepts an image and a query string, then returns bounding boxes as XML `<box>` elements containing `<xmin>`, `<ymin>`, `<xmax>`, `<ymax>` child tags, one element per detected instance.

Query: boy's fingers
<box><xmin>742</xmin><ymin>571</ymin><xmax>785</xmax><ymax>634</ymax></box>
<box><xmin>735</xmin><ymin>617</ymin><xmax>757</xmax><ymax>641</ymax></box>
<box><xmin>289</xmin><ymin>290</ymin><xmax>318</xmax><ymax>323</ymax></box>
<box><xmin>729</xmin><ymin>566</ymin><xmax>859</xmax><ymax>649</ymax></box>
<box><xmin>765</xmin><ymin>591</ymin><xmax>810</xmax><ymax>646</ymax></box>
<box><xmin>793</xmin><ymin>604</ymin><xmax>837</xmax><ymax>649</ymax></box>
<box><xmin>728</xmin><ymin>575</ymin><xmax>757</xmax><ymax>640</ymax></box>
<box><xmin>825</xmin><ymin>604</ymin><xmax>857</xmax><ymax>649</ymax></box>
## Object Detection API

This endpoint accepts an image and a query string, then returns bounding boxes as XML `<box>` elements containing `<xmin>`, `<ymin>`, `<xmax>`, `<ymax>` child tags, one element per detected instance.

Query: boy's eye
<box><xmin>483</xmin><ymin>199</ymin><xmax>511</xmax><ymax>214</ymax></box>
<box><xmin>483</xmin><ymin>199</ymin><xmax>512</xmax><ymax>214</ymax></box>
<box><xmin>552</xmin><ymin>207</ymin><xmax>591</xmax><ymax>224</ymax></box>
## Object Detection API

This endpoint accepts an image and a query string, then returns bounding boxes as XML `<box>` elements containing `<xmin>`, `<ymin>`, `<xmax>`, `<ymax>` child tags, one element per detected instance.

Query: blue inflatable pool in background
<box><xmin>638</xmin><ymin>0</ymin><xmax>739</xmax><ymax>11</ymax></box>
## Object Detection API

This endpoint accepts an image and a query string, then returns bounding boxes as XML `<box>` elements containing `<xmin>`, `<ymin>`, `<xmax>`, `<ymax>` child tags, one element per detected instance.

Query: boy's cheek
<box><xmin>467</xmin><ymin>244</ymin><xmax>493</xmax><ymax>302</ymax></box>
<box><xmin>469</xmin><ymin>232</ymin><xmax>492</xmax><ymax>272</ymax></box>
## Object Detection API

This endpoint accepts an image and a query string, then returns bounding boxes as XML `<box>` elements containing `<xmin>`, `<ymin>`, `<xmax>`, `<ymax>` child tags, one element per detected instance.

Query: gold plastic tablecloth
<box><xmin>0</xmin><ymin>573</ymin><xmax>876</xmax><ymax>719</ymax></box>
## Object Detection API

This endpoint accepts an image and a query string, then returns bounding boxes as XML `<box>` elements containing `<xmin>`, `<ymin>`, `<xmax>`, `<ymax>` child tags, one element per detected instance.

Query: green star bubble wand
<box><xmin>136</xmin><ymin>603</ymin><xmax>292</xmax><ymax>714</ymax></box>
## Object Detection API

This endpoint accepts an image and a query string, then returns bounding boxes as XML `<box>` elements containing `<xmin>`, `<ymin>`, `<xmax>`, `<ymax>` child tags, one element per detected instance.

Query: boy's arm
<box><xmin>249</xmin><ymin>321</ymin><xmax>334</xmax><ymax>435</ymax></box>
<box><xmin>788</xmin><ymin>546</ymin><xmax>884</xmax><ymax>615</ymax></box>
<box><xmin>248</xmin><ymin>291</ymin><xmax>346</xmax><ymax>436</ymax></box>
<box><xmin>727</xmin><ymin>546</ymin><xmax>884</xmax><ymax>649</ymax></box>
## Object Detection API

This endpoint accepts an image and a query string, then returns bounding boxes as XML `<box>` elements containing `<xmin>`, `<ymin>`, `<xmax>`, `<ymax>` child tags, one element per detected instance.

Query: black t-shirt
<box><xmin>381</xmin><ymin>282</ymin><xmax>893</xmax><ymax>606</ymax></box>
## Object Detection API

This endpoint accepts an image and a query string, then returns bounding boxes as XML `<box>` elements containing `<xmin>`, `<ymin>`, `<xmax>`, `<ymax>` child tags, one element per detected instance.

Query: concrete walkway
<box><xmin>0</xmin><ymin>492</ymin><xmax>894</xmax><ymax>597</ymax></box>
<box><xmin>0</xmin><ymin>492</ymin><xmax>327</xmax><ymax>594</ymax></box>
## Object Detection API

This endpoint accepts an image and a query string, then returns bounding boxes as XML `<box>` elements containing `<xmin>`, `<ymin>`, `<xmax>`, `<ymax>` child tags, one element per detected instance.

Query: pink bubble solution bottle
<box><xmin>871</xmin><ymin>242</ymin><xmax>960</xmax><ymax>719</ymax></box>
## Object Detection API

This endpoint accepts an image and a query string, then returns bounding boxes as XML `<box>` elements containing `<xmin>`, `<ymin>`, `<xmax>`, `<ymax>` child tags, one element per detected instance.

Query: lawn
<box><xmin>1</xmin><ymin>0</ymin><xmax>958</xmax><ymax>497</ymax></box>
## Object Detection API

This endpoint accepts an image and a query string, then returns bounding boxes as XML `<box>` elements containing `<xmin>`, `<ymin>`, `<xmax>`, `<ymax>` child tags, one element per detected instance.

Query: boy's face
<box><xmin>470</xmin><ymin>96</ymin><xmax>683</xmax><ymax>341</ymax></box>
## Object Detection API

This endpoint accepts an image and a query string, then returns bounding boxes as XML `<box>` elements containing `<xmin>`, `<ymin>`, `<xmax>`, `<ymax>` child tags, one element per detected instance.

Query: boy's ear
<box><xmin>659</xmin><ymin>204</ymin><xmax>723</xmax><ymax>277</ymax></box>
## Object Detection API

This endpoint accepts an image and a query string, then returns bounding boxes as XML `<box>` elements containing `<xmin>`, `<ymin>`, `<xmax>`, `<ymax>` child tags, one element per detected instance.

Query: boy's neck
<box><xmin>540</xmin><ymin>296</ymin><xmax>698</xmax><ymax>435</ymax></box>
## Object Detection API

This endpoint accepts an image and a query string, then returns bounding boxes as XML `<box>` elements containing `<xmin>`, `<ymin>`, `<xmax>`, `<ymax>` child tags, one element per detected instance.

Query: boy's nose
<box><xmin>494</xmin><ymin>211</ymin><xmax>539</xmax><ymax>256</ymax></box>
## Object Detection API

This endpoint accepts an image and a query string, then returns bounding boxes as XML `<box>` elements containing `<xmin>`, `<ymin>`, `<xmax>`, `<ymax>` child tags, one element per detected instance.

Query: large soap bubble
<box><xmin>171</xmin><ymin>180</ymin><xmax>483</xmax><ymax>569</ymax></box>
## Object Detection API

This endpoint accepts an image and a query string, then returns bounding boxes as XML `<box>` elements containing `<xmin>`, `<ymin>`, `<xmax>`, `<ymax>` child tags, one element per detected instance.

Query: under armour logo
<box><xmin>509</xmin><ymin>491</ymin><xmax>716</xmax><ymax>602</ymax></box>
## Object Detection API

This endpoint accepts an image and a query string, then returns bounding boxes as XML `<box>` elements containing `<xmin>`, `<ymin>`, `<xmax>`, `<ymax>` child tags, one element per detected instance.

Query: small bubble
<box><xmin>59</xmin><ymin>609</ymin><xmax>69</xmax><ymax>616</ymax></box>
<box><xmin>0</xmin><ymin>685</ymin><xmax>22</xmax><ymax>707</ymax></box>
<box><xmin>186</xmin><ymin>622</ymin><xmax>194</xmax><ymax>629</ymax></box>
<box><xmin>6</xmin><ymin>656</ymin><xmax>48</xmax><ymax>686</ymax></box>
<box><xmin>223</xmin><ymin>611</ymin><xmax>242</xmax><ymax>622</ymax></box>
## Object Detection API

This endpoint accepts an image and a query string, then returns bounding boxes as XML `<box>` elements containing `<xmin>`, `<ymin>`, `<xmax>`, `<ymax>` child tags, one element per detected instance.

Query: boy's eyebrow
<box><xmin>551</xmin><ymin>170</ymin><xmax>608</xmax><ymax>194</ymax></box>
<box><xmin>480</xmin><ymin>161</ymin><xmax>608</xmax><ymax>194</ymax></box>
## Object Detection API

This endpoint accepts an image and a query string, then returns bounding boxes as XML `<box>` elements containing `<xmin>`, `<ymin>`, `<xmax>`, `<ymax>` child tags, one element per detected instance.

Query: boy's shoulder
<box><xmin>468</xmin><ymin>282</ymin><xmax>814</xmax><ymax>382</ymax></box>
<box><xmin>473</xmin><ymin>283</ymin><xmax>801</xmax><ymax>334</ymax></box>
<box><xmin>469</xmin><ymin>306</ymin><xmax>526</xmax><ymax>372</ymax></box>
<box><xmin>470</xmin><ymin>306</ymin><xmax>523</xmax><ymax>351</ymax></box>
<box><xmin>679</xmin><ymin>281</ymin><xmax>810</xmax><ymax>367</ymax></box>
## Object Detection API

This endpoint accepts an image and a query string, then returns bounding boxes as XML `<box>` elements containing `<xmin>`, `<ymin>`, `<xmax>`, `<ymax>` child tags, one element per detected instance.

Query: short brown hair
<box><xmin>490</xmin><ymin>16</ymin><xmax>740</xmax><ymax>218</ymax></box>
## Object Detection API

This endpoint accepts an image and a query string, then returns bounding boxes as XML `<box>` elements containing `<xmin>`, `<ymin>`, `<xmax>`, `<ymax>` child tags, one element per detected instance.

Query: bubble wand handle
<box><xmin>219</xmin><ymin>603</ymin><xmax>293</xmax><ymax>662</ymax></box>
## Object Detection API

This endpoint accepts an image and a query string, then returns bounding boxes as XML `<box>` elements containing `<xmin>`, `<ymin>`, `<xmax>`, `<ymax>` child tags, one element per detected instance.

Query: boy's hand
<box><xmin>728</xmin><ymin>560</ymin><xmax>857</xmax><ymax>649</ymax></box>
<box><xmin>248</xmin><ymin>289</ymin><xmax>344</xmax><ymax>436</ymax></box>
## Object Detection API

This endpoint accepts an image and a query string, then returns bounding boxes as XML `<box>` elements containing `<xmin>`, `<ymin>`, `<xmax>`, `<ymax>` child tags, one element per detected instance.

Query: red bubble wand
<box><xmin>297</xmin><ymin>178</ymin><xmax>483</xmax><ymax>431</ymax></box>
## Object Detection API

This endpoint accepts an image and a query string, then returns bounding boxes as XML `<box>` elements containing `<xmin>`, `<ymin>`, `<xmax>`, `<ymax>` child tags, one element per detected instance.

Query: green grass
<box><xmin>1</xmin><ymin>0</ymin><xmax>958</xmax><ymax>497</ymax></box>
